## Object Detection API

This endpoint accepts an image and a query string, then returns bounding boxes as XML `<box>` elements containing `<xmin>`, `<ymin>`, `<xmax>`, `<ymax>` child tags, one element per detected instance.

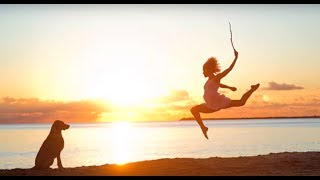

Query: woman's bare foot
<box><xmin>251</xmin><ymin>83</ymin><xmax>260</xmax><ymax>91</ymax></box>
<box><xmin>201</xmin><ymin>126</ymin><xmax>209</xmax><ymax>139</ymax></box>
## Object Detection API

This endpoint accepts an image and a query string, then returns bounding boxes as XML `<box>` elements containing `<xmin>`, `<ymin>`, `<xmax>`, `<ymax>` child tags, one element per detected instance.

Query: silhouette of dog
<box><xmin>33</xmin><ymin>120</ymin><xmax>70</xmax><ymax>170</ymax></box>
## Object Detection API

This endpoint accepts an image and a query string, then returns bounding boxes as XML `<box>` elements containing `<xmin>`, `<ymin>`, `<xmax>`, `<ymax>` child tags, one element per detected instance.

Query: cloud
<box><xmin>162</xmin><ymin>90</ymin><xmax>190</xmax><ymax>102</ymax></box>
<box><xmin>312</xmin><ymin>98</ymin><xmax>320</xmax><ymax>102</ymax></box>
<box><xmin>0</xmin><ymin>97</ymin><xmax>112</xmax><ymax>124</ymax></box>
<box><xmin>0</xmin><ymin>89</ymin><xmax>201</xmax><ymax>123</ymax></box>
<box><xmin>148</xmin><ymin>90</ymin><xmax>192</xmax><ymax>104</ymax></box>
<box><xmin>1</xmin><ymin>93</ymin><xmax>319</xmax><ymax>123</ymax></box>
<box><xmin>0</xmin><ymin>91</ymin><xmax>199</xmax><ymax>123</ymax></box>
<box><xmin>263</xmin><ymin>81</ymin><xmax>304</xmax><ymax>90</ymax></box>
<box><xmin>295</xmin><ymin>97</ymin><xmax>305</xmax><ymax>102</ymax></box>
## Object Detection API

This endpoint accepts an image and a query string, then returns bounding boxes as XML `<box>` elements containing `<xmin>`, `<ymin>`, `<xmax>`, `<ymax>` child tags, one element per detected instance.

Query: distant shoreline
<box><xmin>0</xmin><ymin>116</ymin><xmax>319</xmax><ymax>124</ymax></box>
<box><xmin>180</xmin><ymin>116</ymin><xmax>320</xmax><ymax>121</ymax></box>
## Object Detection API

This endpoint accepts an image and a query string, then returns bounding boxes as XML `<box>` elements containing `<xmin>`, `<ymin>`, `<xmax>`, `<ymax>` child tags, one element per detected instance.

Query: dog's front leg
<box><xmin>57</xmin><ymin>153</ymin><xmax>64</xmax><ymax>170</ymax></box>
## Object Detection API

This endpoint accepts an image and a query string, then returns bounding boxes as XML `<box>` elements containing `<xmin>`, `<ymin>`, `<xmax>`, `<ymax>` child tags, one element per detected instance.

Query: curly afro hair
<box><xmin>203</xmin><ymin>57</ymin><xmax>221</xmax><ymax>74</ymax></box>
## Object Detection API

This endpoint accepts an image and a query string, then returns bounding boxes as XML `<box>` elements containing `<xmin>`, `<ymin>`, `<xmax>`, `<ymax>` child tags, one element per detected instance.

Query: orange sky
<box><xmin>0</xmin><ymin>5</ymin><xmax>319</xmax><ymax>123</ymax></box>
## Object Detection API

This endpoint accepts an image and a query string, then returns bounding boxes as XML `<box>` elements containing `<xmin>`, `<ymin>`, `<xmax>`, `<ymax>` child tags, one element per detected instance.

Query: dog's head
<box><xmin>52</xmin><ymin>120</ymin><xmax>70</xmax><ymax>131</ymax></box>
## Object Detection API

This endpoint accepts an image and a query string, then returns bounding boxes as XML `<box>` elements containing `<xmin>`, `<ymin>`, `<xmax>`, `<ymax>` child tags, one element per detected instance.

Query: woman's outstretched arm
<box><xmin>216</xmin><ymin>50</ymin><xmax>238</xmax><ymax>80</ymax></box>
<box><xmin>219</xmin><ymin>83</ymin><xmax>237</xmax><ymax>91</ymax></box>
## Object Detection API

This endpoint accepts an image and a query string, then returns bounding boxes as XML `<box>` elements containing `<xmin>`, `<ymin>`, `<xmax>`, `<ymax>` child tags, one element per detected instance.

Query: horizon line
<box><xmin>0</xmin><ymin>115</ymin><xmax>320</xmax><ymax>124</ymax></box>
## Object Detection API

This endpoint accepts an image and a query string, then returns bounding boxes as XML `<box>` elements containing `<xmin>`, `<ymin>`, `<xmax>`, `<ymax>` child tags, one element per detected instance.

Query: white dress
<box><xmin>202</xmin><ymin>79</ymin><xmax>231</xmax><ymax>111</ymax></box>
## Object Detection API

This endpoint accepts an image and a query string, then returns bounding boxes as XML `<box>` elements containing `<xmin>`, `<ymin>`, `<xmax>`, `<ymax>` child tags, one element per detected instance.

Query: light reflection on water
<box><xmin>1</xmin><ymin>118</ymin><xmax>320</xmax><ymax>169</ymax></box>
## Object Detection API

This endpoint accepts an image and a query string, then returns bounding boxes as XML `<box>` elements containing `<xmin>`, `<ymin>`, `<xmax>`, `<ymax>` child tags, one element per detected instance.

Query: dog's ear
<box><xmin>52</xmin><ymin>120</ymin><xmax>62</xmax><ymax>131</ymax></box>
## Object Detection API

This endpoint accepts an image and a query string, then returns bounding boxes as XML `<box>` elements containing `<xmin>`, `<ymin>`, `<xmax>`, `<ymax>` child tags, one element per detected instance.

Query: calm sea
<box><xmin>1</xmin><ymin>118</ymin><xmax>320</xmax><ymax>169</ymax></box>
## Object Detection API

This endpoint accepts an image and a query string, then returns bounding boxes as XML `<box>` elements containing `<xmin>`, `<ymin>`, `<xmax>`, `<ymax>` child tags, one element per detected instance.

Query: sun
<box><xmin>106</xmin><ymin>79</ymin><xmax>157</xmax><ymax>107</ymax></box>
<box><xmin>262</xmin><ymin>95</ymin><xmax>270</xmax><ymax>102</ymax></box>
<box><xmin>79</xmin><ymin>63</ymin><xmax>163</xmax><ymax>107</ymax></box>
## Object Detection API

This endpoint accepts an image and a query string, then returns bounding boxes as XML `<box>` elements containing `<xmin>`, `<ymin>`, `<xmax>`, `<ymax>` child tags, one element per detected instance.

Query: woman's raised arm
<box><xmin>216</xmin><ymin>50</ymin><xmax>238</xmax><ymax>80</ymax></box>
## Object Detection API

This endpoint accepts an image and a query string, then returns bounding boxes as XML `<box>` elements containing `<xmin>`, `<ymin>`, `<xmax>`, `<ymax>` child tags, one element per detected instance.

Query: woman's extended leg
<box><xmin>190</xmin><ymin>104</ymin><xmax>218</xmax><ymax>139</ymax></box>
<box><xmin>226</xmin><ymin>83</ymin><xmax>260</xmax><ymax>108</ymax></box>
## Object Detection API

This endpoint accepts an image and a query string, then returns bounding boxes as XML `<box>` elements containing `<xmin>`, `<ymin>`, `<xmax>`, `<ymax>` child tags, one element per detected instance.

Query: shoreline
<box><xmin>180</xmin><ymin>116</ymin><xmax>320</xmax><ymax>121</ymax></box>
<box><xmin>1</xmin><ymin>152</ymin><xmax>320</xmax><ymax>176</ymax></box>
<box><xmin>0</xmin><ymin>116</ymin><xmax>320</xmax><ymax>125</ymax></box>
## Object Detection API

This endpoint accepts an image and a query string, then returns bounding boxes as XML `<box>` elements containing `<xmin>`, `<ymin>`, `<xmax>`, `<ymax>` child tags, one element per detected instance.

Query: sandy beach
<box><xmin>1</xmin><ymin>152</ymin><xmax>320</xmax><ymax>176</ymax></box>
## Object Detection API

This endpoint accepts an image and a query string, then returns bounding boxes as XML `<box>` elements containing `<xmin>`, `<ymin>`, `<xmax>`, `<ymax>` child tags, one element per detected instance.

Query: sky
<box><xmin>0</xmin><ymin>4</ymin><xmax>319</xmax><ymax>123</ymax></box>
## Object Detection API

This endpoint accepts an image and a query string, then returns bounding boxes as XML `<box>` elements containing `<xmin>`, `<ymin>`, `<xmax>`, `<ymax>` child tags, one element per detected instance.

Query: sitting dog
<box><xmin>33</xmin><ymin>120</ymin><xmax>70</xmax><ymax>170</ymax></box>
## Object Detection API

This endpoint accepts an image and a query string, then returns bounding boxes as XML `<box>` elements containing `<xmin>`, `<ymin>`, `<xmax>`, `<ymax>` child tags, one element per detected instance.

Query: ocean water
<box><xmin>1</xmin><ymin>118</ymin><xmax>320</xmax><ymax>169</ymax></box>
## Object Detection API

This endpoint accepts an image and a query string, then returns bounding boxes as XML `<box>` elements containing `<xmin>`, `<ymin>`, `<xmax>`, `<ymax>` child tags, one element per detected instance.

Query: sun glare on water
<box><xmin>109</xmin><ymin>121</ymin><xmax>135</xmax><ymax>165</ymax></box>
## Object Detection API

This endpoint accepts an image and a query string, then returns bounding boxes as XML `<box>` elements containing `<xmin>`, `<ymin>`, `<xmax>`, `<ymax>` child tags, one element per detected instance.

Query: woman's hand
<box><xmin>230</xmin><ymin>87</ymin><xmax>237</xmax><ymax>91</ymax></box>
<box><xmin>234</xmin><ymin>50</ymin><xmax>238</xmax><ymax>58</ymax></box>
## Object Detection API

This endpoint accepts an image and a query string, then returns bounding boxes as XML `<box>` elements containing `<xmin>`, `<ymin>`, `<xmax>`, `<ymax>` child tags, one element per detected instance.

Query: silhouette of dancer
<box><xmin>190</xmin><ymin>49</ymin><xmax>260</xmax><ymax>139</ymax></box>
